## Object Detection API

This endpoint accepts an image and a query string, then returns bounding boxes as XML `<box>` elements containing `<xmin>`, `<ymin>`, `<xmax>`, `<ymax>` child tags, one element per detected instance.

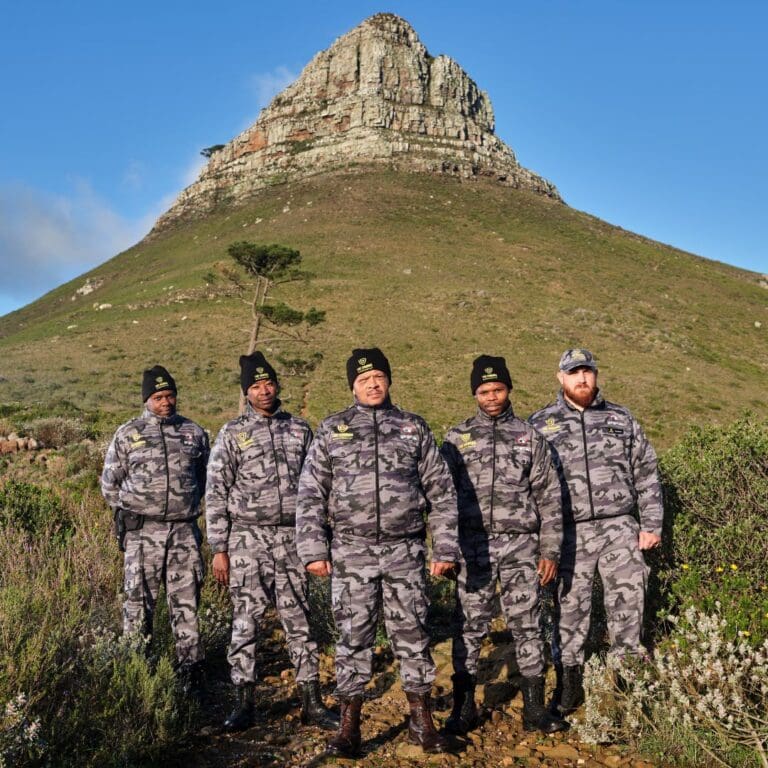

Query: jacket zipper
<box><xmin>374</xmin><ymin>409</ymin><xmax>380</xmax><ymax>543</ymax></box>
<box><xmin>489</xmin><ymin>418</ymin><xmax>497</xmax><ymax>532</ymax></box>
<box><xmin>160</xmin><ymin>421</ymin><xmax>169</xmax><ymax>518</ymax></box>
<box><xmin>578</xmin><ymin>411</ymin><xmax>596</xmax><ymax>519</ymax></box>
<box><xmin>267</xmin><ymin>418</ymin><xmax>284</xmax><ymax>524</ymax></box>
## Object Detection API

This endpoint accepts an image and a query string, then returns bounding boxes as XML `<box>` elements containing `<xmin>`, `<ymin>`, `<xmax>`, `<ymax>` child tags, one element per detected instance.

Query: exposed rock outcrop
<box><xmin>154</xmin><ymin>13</ymin><xmax>559</xmax><ymax>230</ymax></box>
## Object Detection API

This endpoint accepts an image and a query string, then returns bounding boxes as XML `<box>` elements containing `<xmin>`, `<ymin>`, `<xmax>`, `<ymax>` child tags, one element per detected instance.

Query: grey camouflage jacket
<box><xmin>529</xmin><ymin>391</ymin><xmax>663</xmax><ymax>534</ymax></box>
<box><xmin>442</xmin><ymin>406</ymin><xmax>563</xmax><ymax>560</ymax></box>
<box><xmin>205</xmin><ymin>403</ymin><xmax>312</xmax><ymax>554</ymax></box>
<box><xmin>296</xmin><ymin>401</ymin><xmax>459</xmax><ymax>565</ymax></box>
<box><xmin>101</xmin><ymin>409</ymin><xmax>209</xmax><ymax>520</ymax></box>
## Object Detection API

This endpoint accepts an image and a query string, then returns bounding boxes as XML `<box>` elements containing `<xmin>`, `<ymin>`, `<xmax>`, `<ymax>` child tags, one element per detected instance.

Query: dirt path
<box><xmin>183</xmin><ymin>635</ymin><xmax>656</xmax><ymax>768</ymax></box>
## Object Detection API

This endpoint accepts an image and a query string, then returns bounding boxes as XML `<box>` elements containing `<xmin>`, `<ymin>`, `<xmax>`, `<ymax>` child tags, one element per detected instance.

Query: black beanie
<box><xmin>142</xmin><ymin>365</ymin><xmax>177</xmax><ymax>402</ymax></box>
<box><xmin>240</xmin><ymin>351</ymin><xmax>278</xmax><ymax>394</ymax></box>
<box><xmin>470</xmin><ymin>355</ymin><xmax>513</xmax><ymax>394</ymax></box>
<box><xmin>346</xmin><ymin>347</ymin><xmax>391</xmax><ymax>389</ymax></box>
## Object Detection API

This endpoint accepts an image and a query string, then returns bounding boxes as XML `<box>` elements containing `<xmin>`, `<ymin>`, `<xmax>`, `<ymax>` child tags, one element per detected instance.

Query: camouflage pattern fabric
<box><xmin>528</xmin><ymin>391</ymin><xmax>663</xmax><ymax>533</ymax></box>
<box><xmin>205</xmin><ymin>403</ymin><xmax>312</xmax><ymax>554</ymax></box>
<box><xmin>331</xmin><ymin>537</ymin><xmax>434</xmax><ymax>697</ymax></box>
<box><xmin>529</xmin><ymin>390</ymin><xmax>662</xmax><ymax>663</ymax></box>
<box><xmin>102</xmin><ymin>408</ymin><xmax>209</xmax><ymax>665</ymax></box>
<box><xmin>123</xmin><ymin>518</ymin><xmax>205</xmax><ymax>664</ymax></box>
<box><xmin>205</xmin><ymin>404</ymin><xmax>319</xmax><ymax>685</ymax></box>
<box><xmin>102</xmin><ymin>409</ymin><xmax>210</xmax><ymax>521</ymax></box>
<box><xmin>296</xmin><ymin>401</ymin><xmax>459</xmax><ymax>566</ymax></box>
<box><xmin>442</xmin><ymin>406</ymin><xmax>563</xmax><ymax>559</ymax></box>
<box><xmin>452</xmin><ymin>531</ymin><xmax>545</xmax><ymax>677</ymax></box>
<box><xmin>556</xmin><ymin>516</ymin><xmax>650</xmax><ymax>664</ymax></box>
<box><xmin>227</xmin><ymin>524</ymin><xmax>319</xmax><ymax>684</ymax></box>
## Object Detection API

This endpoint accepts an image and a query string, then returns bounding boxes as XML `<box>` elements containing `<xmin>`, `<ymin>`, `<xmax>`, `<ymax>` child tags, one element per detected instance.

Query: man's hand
<box><xmin>639</xmin><ymin>531</ymin><xmax>662</xmax><ymax>550</ymax></box>
<box><xmin>537</xmin><ymin>558</ymin><xmax>557</xmax><ymax>586</ymax></box>
<box><xmin>212</xmin><ymin>551</ymin><xmax>230</xmax><ymax>586</ymax></box>
<box><xmin>430</xmin><ymin>561</ymin><xmax>456</xmax><ymax>578</ymax></box>
<box><xmin>306</xmin><ymin>560</ymin><xmax>333</xmax><ymax>577</ymax></box>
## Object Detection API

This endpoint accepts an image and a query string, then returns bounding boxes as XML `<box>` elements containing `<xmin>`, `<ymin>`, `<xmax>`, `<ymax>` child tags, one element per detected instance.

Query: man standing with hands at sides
<box><xmin>101</xmin><ymin>366</ymin><xmax>209</xmax><ymax>696</ymax></box>
<box><xmin>205</xmin><ymin>352</ymin><xmax>337</xmax><ymax>732</ymax></box>
<box><xmin>529</xmin><ymin>349</ymin><xmax>663</xmax><ymax>716</ymax></box>
<box><xmin>296</xmin><ymin>348</ymin><xmax>459</xmax><ymax>757</ymax></box>
<box><xmin>441</xmin><ymin>355</ymin><xmax>567</xmax><ymax>735</ymax></box>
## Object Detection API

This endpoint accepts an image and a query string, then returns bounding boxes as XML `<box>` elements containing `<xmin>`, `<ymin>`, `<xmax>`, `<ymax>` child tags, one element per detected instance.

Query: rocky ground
<box><xmin>183</xmin><ymin>626</ymin><xmax>656</xmax><ymax>768</ymax></box>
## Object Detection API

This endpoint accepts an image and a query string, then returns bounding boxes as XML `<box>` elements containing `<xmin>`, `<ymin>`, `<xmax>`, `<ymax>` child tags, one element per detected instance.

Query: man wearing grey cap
<box><xmin>529</xmin><ymin>349</ymin><xmax>663</xmax><ymax>716</ymax></box>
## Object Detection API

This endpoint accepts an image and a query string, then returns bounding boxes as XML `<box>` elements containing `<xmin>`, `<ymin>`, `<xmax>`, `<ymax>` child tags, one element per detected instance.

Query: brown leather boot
<box><xmin>326</xmin><ymin>695</ymin><xmax>362</xmax><ymax>758</ymax></box>
<box><xmin>405</xmin><ymin>692</ymin><xmax>449</xmax><ymax>754</ymax></box>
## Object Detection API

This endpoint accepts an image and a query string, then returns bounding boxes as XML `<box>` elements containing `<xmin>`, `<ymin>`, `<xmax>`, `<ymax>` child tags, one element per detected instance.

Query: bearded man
<box><xmin>529</xmin><ymin>349</ymin><xmax>663</xmax><ymax>716</ymax></box>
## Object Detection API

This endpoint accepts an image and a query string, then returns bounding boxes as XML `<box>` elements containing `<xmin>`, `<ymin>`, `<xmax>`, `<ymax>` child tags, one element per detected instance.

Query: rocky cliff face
<box><xmin>154</xmin><ymin>13</ymin><xmax>559</xmax><ymax>230</ymax></box>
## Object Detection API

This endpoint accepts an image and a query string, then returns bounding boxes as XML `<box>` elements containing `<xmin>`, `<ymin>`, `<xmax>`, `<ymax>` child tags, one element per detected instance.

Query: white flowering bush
<box><xmin>0</xmin><ymin>693</ymin><xmax>45</xmax><ymax>767</ymax></box>
<box><xmin>574</xmin><ymin>605</ymin><xmax>768</xmax><ymax>768</ymax></box>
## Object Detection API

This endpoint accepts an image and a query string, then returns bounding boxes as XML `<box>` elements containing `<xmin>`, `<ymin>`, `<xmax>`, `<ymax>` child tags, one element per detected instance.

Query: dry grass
<box><xmin>0</xmin><ymin>169</ymin><xmax>765</xmax><ymax>446</ymax></box>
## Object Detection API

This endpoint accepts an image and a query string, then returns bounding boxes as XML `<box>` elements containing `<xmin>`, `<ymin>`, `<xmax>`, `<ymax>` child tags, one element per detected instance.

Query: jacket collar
<box><xmin>244</xmin><ymin>399</ymin><xmax>283</xmax><ymax>419</ymax></box>
<box><xmin>474</xmin><ymin>402</ymin><xmax>515</xmax><ymax>424</ymax></box>
<box><xmin>353</xmin><ymin>396</ymin><xmax>394</xmax><ymax>414</ymax></box>
<box><xmin>141</xmin><ymin>407</ymin><xmax>181</xmax><ymax>425</ymax></box>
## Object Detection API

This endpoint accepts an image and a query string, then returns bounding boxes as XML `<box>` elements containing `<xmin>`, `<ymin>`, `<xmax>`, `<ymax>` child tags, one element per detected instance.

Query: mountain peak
<box><xmin>155</xmin><ymin>13</ymin><xmax>559</xmax><ymax>230</ymax></box>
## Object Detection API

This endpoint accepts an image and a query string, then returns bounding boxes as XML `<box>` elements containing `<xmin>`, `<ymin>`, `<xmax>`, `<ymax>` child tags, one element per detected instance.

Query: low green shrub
<box><xmin>0</xmin><ymin>480</ymin><xmax>71</xmax><ymax>541</ymax></box>
<box><xmin>24</xmin><ymin>416</ymin><xmax>89</xmax><ymax>448</ymax></box>
<box><xmin>654</xmin><ymin>414</ymin><xmax>768</xmax><ymax>640</ymax></box>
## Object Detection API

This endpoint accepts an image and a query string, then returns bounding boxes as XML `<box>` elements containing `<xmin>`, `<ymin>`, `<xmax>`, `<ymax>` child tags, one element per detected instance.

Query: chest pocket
<box><xmin>495</xmin><ymin>444</ymin><xmax>530</xmax><ymax>487</ymax></box>
<box><xmin>384</xmin><ymin>437</ymin><xmax>420</xmax><ymax>473</ymax></box>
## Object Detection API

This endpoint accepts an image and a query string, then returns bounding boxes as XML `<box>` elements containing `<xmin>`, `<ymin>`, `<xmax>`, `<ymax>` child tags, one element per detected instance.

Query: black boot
<box><xmin>326</xmin><ymin>695</ymin><xmax>363</xmax><ymax>758</ymax></box>
<box><xmin>223</xmin><ymin>683</ymin><xmax>255</xmax><ymax>732</ymax></box>
<box><xmin>177</xmin><ymin>660</ymin><xmax>205</xmax><ymax>701</ymax></box>
<box><xmin>560</xmin><ymin>664</ymin><xmax>584</xmax><ymax>715</ymax></box>
<box><xmin>299</xmin><ymin>680</ymin><xmax>339</xmax><ymax>730</ymax></box>
<box><xmin>521</xmin><ymin>676</ymin><xmax>568</xmax><ymax>733</ymax></box>
<box><xmin>445</xmin><ymin>671</ymin><xmax>478</xmax><ymax>735</ymax></box>
<box><xmin>406</xmin><ymin>692</ymin><xmax>449</xmax><ymax>754</ymax></box>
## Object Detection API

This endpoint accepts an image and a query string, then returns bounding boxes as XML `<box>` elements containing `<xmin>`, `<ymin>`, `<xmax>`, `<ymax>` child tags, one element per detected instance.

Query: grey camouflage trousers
<box><xmin>123</xmin><ymin>518</ymin><xmax>204</xmax><ymax>665</ymax></box>
<box><xmin>331</xmin><ymin>536</ymin><xmax>434</xmax><ymax>697</ymax></box>
<box><xmin>228</xmin><ymin>524</ymin><xmax>319</xmax><ymax>685</ymax></box>
<box><xmin>453</xmin><ymin>531</ymin><xmax>545</xmax><ymax>678</ymax></box>
<box><xmin>556</xmin><ymin>515</ymin><xmax>649</xmax><ymax>666</ymax></box>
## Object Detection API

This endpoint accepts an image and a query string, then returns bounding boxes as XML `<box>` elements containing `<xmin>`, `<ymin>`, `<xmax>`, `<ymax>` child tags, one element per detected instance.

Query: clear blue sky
<box><xmin>1</xmin><ymin>0</ymin><xmax>766</xmax><ymax>317</ymax></box>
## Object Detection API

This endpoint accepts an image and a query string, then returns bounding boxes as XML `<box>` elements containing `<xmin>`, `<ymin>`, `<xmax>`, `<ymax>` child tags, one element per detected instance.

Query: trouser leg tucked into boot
<box><xmin>559</xmin><ymin>664</ymin><xmax>584</xmax><ymax>715</ymax></box>
<box><xmin>326</xmin><ymin>695</ymin><xmax>362</xmax><ymax>758</ymax></box>
<box><xmin>445</xmin><ymin>671</ymin><xmax>478</xmax><ymax>735</ymax></box>
<box><xmin>223</xmin><ymin>683</ymin><xmax>255</xmax><ymax>732</ymax></box>
<box><xmin>299</xmin><ymin>680</ymin><xmax>339</xmax><ymax>731</ymax></box>
<box><xmin>406</xmin><ymin>692</ymin><xmax>449</xmax><ymax>754</ymax></box>
<box><xmin>521</xmin><ymin>676</ymin><xmax>568</xmax><ymax>733</ymax></box>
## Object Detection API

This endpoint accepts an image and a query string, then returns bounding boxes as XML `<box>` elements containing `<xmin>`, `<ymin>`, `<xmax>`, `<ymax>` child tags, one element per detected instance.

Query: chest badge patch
<box><xmin>236</xmin><ymin>431</ymin><xmax>254</xmax><ymax>450</ymax></box>
<box><xmin>541</xmin><ymin>417</ymin><xmax>561</xmax><ymax>434</ymax></box>
<box><xmin>458</xmin><ymin>432</ymin><xmax>477</xmax><ymax>452</ymax></box>
<box><xmin>129</xmin><ymin>431</ymin><xmax>146</xmax><ymax>449</ymax></box>
<box><xmin>332</xmin><ymin>423</ymin><xmax>354</xmax><ymax>440</ymax></box>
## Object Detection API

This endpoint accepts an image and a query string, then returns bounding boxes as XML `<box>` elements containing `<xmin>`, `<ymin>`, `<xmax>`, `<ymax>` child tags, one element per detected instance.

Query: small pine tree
<box><xmin>224</xmin><ymin>241</ymin><xmax>326</xmax><ymax>411</ymax></box>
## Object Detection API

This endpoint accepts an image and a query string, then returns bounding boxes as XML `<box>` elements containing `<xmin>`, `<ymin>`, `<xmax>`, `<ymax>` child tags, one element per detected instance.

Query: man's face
<box><xmin>475</xmin><ymin>382</ymin><xmax>510</xmax><ymax>417</ymax></box>
<box><xmin>247</xmin><ymin>379</ymin><xmax>278</xmax><ymax>414</ymax></box>
<box><xmin>146</xmin><ymin>390</ymin><xmax>177</xmax><ymax>418</ymax></box>
<box><xmin>558</xmin><ymin>366</ymin><xmax>598</xmax><ymax>408</ymax></box>
<box><xmin>353</xmin><ymin>370</ymin><xmax>390</xmax><ymax>407</ymax></box>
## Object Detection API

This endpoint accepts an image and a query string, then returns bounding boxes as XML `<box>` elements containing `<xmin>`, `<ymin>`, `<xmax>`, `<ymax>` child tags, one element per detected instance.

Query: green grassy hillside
<box><xmin>0</xmin><ymin>169</ymin><xmax>765</xmax><ymax>447</ymax></box>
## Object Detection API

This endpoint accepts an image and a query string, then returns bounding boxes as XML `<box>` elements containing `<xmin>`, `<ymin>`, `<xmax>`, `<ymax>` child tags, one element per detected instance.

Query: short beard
<box><xmin>564</xmin><ymin>383</ymin><xmax>597</xmax><ymax>409</ymax></box>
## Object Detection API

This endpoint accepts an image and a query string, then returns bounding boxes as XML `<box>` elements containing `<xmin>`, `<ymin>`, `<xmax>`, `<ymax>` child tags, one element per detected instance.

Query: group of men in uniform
<box><xmin>101</xmin><ymin>345</ymin><xmax>663</xmax><ymax>758</ymax></box>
